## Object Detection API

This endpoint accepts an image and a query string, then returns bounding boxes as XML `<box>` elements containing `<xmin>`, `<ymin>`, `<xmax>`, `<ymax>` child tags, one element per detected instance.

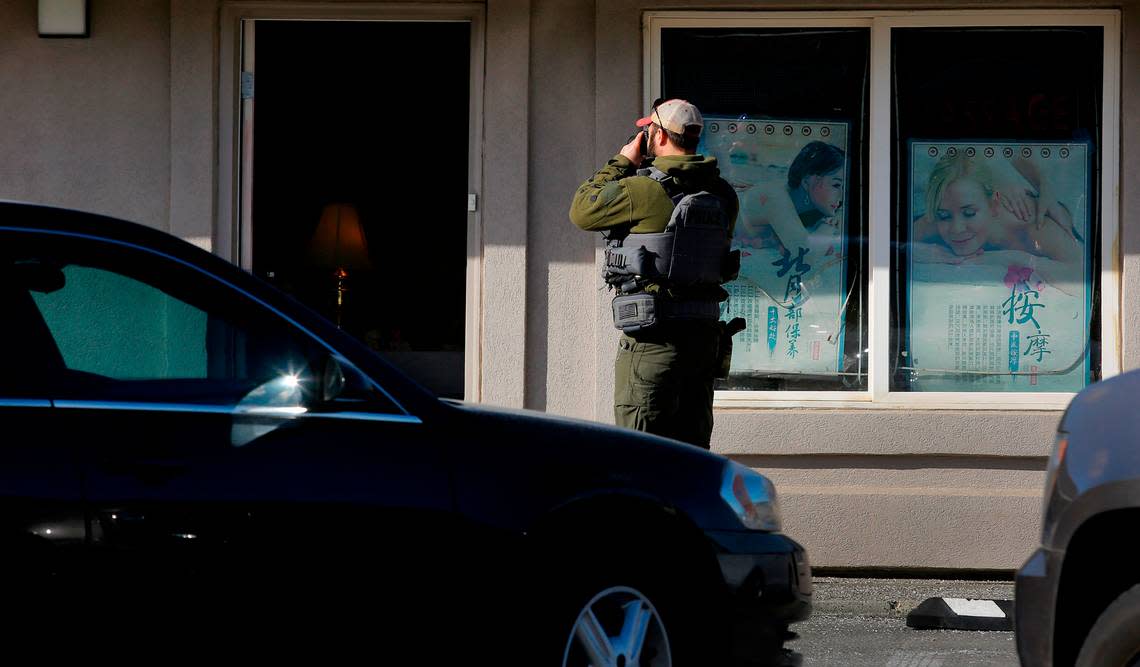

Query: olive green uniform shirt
<box><xmin>569</xmin><ymin>153</ymin><xmax>738</xmax><ymax>235</ymax></box>
<box><xmin>568</xmin><ymin>153</ymin><xmax>739</xmax><ymax>300</ymax></box>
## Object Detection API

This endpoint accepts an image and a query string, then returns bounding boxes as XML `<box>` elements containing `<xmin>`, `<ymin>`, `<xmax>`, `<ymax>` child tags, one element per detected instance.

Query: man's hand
<box><xmin>620</xmin><ymin>131</ymin><xmax>645</xmax><ymax>164</ymax></box>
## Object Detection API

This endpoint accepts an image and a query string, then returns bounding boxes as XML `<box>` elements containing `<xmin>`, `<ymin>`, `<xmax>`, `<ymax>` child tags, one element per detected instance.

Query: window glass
<box><xmin>252</xmin><ymin>20</ymin><xmax>469</xmax><ymax>400</ymax></box>
<box><xmin>33</xmin><ymin>266</ymin><xmax>208</xmax><ymax>380</ymax></box>
<box><xmin>662</xmin><ymin>28</ymin><xmax>870</xmax><ymax>391</ymax></box>
<box><xmin>891</xmin><ymin>27</ymin><xmax>1103</xmax><ymax>392</ymax></box>
<box><xmin>1</xmin><ymin>230</ymin><xmax>401</xmax><ymax>413</ymax></box>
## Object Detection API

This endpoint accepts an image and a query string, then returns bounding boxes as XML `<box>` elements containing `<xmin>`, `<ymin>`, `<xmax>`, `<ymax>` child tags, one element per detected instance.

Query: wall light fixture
<box><xmin>39</xmin><ymin>0</ymin><xmax>89</xmax><ymax>38</ymax></box>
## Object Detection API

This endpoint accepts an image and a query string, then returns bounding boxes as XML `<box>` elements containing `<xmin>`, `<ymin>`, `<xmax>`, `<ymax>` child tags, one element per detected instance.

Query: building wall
<box><xmin>526</xmin><ymin>0</ymin><xmax>599</xmax><ymax>417</ymax></box>
<box><xmin>1</xmin><ymin>0</ymin><xmax>1134</xmax><ymax>569</ymax></box>
<box><xmin>538</xmin><ymin>0</ymin><xmax>1140</xmax><ymax>569</ymax></box>
<box><xmin>0</xmin><ymin>0</ymin><xmax>172</xmax><ymax>229</ymax></box>
<box><xmin>169</xmin><ymin>0</ymin><xmax>216</xmax><ymax>247</ymax></box>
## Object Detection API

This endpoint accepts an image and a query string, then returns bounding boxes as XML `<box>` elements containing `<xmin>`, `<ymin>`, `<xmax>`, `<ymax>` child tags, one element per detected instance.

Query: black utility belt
<box><xmin>611</xmin><ymin>293</ymin><xmax>720</xmax><ymax>334</ymax></box>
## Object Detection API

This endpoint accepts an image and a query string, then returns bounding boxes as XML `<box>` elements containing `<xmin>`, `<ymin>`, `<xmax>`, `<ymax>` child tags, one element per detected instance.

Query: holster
<box><xmin>715</xmin><ymin>317</ymin><xmax>748</xmax><ymax>379</ymax></box>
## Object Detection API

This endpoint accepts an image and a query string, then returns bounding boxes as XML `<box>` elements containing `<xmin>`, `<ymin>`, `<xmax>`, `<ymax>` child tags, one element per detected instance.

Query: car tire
<box><xmin>1075</xmin><ymin>583</ymin><xmax>1140</xmax><ymax>667</ymax></box>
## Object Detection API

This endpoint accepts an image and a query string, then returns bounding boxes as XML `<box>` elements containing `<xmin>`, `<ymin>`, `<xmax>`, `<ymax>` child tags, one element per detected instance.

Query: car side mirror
<box><xmin>321</xmin><ymin>355</ymin><xmax>347</xmax><ymax>403</ymax></box>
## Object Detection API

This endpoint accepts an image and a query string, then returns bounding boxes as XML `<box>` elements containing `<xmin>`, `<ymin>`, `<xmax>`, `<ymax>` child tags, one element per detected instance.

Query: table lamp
<box><xmin>307</xmin><ymin>203</ymin><xmax>372</xmax><ymax>328</ymax></box>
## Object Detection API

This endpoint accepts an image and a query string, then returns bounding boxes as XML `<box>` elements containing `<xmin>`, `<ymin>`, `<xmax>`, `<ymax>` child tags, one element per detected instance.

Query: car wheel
<box><xmin>1076</xmin><ymin>583</ymin><xmax>1140</xmax><ymax>667</ymax></box>
<box><xmin>561</xmin><ymin>584</ymin><xmax>673</xmax><ymax>667</ymax></box>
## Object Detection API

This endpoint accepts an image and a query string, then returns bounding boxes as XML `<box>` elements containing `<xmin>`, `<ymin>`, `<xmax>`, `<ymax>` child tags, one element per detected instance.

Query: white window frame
<box><xmin>645</xmin><ymin>9</ymin><xmax>1121</xmax><ymax>411</ymax></box>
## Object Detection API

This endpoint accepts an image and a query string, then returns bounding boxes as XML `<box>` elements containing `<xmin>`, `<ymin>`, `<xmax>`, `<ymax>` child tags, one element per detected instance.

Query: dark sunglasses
<box><xmin>648</xmin><ymin>97</ymin><xmax>665</xmax><ymax>127</ymax></box>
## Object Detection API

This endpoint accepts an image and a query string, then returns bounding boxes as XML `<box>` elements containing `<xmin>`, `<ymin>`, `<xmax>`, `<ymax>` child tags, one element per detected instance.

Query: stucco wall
<box><xmin>482</xmin><ymin>0</ymin><xmax>531</xmax><ymax>406</ymax></box>
<box><xmin>1122</xmin><ymin>3</ymin><xmax>1140</xmax><ymax>370</ymax></box>
<box><xmin>169</xmin><ymin>0</ymin><xmax>217</xmax><ymax>246</ymax></box>
<box><xmin>0</xmin><ymin>0</ymin><xmax>172</xmax><ymax>229</ymax></box>
<box><xmin>525</xmin><ymin>0</ymin><xmax>599</xmax><ymax>417</ymax></box>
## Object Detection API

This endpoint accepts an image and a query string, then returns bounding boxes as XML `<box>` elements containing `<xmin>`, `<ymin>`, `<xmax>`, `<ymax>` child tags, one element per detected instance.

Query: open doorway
<box><xmin>248</xmin><ymin>20</ymin><xmax>470</xmax><ymax>399</ymax></box>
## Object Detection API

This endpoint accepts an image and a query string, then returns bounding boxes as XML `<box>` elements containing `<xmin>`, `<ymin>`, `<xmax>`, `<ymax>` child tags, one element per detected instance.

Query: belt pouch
<box><xmin>612</xmin><ymin>293</ymin><xmax>658</xmax><ymax>333</ymax></box>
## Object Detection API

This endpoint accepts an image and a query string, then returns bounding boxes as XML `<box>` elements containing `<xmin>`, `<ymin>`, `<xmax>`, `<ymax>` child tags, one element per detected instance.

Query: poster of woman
<box><xmin>700</xmin><ymin>118</ymin><xmax>851</xmax><ymax>378</ymax></box>
<box><xmin>906</xmin><ymin>141</ymin><xmax>1091</xmax><ymax>392</ymax></box>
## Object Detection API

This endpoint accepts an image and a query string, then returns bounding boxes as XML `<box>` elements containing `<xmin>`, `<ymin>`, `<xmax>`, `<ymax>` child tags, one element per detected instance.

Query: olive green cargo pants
<box><xmin>613</xmin><ymin>320</ymin><xmax>721</xmax><ymax>449</ymax></box>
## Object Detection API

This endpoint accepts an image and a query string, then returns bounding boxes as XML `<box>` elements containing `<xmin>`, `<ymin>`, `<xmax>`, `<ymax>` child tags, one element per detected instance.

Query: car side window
<box><xmin>32</xmin><ymin>263</ymin><xmax>212</xmax><ymax>381</ymax></box>
<box><xmin>2</xmin><ymin>230</ymin><xmax>403</xmax><ymax>414</ymax></box>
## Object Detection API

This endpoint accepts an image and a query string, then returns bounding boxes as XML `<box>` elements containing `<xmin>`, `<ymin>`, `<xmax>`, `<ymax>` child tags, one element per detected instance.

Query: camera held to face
<box><xmin>625</xmin><ymin>130</ymin><xmax>649</xmax><ymax>167</ymax></box>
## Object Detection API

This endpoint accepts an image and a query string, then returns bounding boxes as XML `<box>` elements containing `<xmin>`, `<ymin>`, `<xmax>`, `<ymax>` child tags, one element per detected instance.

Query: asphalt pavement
<box><xmin>789</xmin><ymin>576</ymin><xmax>1020</xmax><ymax>667</ymax></box>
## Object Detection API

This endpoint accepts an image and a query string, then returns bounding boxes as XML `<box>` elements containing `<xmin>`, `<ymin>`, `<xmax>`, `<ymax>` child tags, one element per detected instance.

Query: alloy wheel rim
<box><xmin>561</xmin><ymin>585</ymin><xmax>671</xmax><ymax>667</ymax></box>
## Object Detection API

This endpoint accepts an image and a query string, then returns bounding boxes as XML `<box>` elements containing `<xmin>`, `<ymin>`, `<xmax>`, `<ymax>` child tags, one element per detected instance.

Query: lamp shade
<box><xmin>307</xmin><ymin>203</ymin><xmax>372</xmax><ymax>271</ymax></box>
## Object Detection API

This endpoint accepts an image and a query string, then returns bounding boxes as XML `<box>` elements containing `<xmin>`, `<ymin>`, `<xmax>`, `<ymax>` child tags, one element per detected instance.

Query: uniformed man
<box><xmin>569</xmin><ymin>99</ymin><xmax>739</xmax><ymax>448</ymax></box>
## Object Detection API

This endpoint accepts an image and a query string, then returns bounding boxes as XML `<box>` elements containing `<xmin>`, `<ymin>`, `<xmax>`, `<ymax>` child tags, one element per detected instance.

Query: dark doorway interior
<box><xmin>251</xmin><ymin>20</ymin><xmax>470</xmax><ymax>399</ymax></box>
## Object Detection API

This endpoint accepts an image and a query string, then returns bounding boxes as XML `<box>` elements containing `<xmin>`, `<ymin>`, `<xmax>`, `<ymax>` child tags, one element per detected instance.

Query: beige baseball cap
<box><xmin>635</xmin><ymin>98</ymin><xmax>703</xmax><ymax>137</ymax></box>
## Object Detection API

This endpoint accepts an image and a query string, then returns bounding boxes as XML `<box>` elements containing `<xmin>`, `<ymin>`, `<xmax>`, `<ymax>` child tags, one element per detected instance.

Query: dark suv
<box><xmin>0</xmin><ymin>202</ymin><xmax>810</xmax><ymax>664</ymax></box>
<box><xmin>1017</xmin><ymin>368</ymin><xmax>1140</xmax><ymax>667</ymax></box>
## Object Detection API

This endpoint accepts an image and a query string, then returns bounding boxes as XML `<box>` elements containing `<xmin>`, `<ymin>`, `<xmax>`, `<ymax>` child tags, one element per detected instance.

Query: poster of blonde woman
<box><xmin>699</xmin><ymin>118</ymin><xmax>851</xmax><ymax>378</ymax></box>
<box><xmin>906</xmin><ymin>141</ymin><xmax>1091</xmax><ymax>392</ymax></box>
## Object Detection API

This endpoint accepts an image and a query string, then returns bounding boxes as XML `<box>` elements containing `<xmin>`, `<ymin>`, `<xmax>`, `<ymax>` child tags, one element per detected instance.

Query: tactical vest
<box><xmin>604</xmin><ymin>166</ymin><xmax>740</xmax><ymax>333</ymax></box>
